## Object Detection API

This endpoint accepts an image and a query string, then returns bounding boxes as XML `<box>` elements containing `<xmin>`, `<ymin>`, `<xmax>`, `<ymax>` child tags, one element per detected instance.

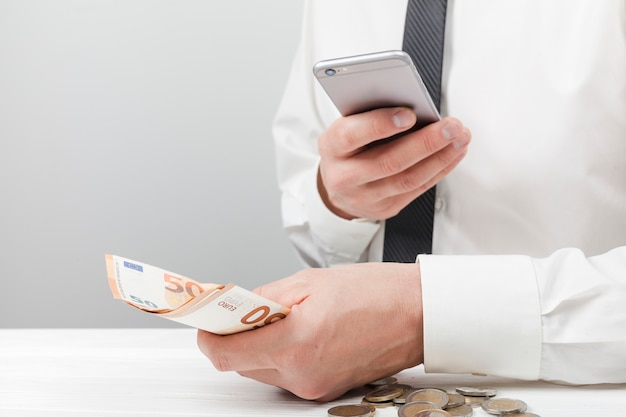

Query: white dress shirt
<box><xmin>273</xmin><ymin>0</ymin><xmax>626</xmax><ymax>384</ymax></box>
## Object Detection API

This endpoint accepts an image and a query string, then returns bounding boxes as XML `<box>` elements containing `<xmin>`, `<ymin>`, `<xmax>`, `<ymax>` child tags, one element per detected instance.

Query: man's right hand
<box><xmin>317</xmin><ymin>107</ymin><xmax>471</xmax><ymax>220</ymax></box>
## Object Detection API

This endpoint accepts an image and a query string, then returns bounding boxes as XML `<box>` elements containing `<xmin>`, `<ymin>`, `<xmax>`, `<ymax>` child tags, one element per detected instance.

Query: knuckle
<box><xmin>397</xmin><ymin>171</ymin><xmax>425</xmax><ymax>194</ymax></box>
<box><xmin>272</xmin><ymin>341</ymin><xmax>314</xmax><ymax>371</ymax></box>
<box><xmin>317</xmin><ymin>134</ymin><xmax>338</xmax><ymax>159</ymax></box>
<box><xmin>437</xmin><ymin>144</ymin><xmax>463</xmax><ymax>166</ymax></box>
<box><xmin>211</xmin><ymin>353</ymin><xmax>233</xmax><ymax>372</ymax></box>
<box><xmin>432</xmin><ymin>150</ymin><xmax>451</xmax><ymax>168</ymax></box>
<box><xmin>273</xmin><ymin>354</ymin><xmax>329</xmax><ymax>400</ymax></box>
<box><xmin>335</xmin><ymin>121</ymin><xmax>361</xmax><ymax>151</ymax></box>
<box><xmin>267</xmin><ymin>329</ymin><xmax>328</xmax><ymax>400</ymax></box>
<box><xmin>368</xmin><ymin>115</ymin><xmax>389</xmax><ymax>139</ymax></box>
<box><xmin>253</xmin><ymin>283</ymin><xmax>269</xmax><ymax>298</ymax></box>
<box><xmin>325</xmin><ymin>170</ymin><xmax>349</xmax><ymax>192</ymax></box>
<box><xmin>440</xmin><ymin>155</ymin><xmax>460</xmax><ymax>175</ymax></box>
<box><xmin>377</xmin><ymin>153</ymin><xmax>403</xmax><ymax>176</ymax></box>
<box><xmin>377</xmin><ymin>201</ymin><xmax>402</xmax><ymax>220</ymax></box>
<box><xmin>420</xmin><ymin>133</ymin><xmax>441</xmax><ymax>155</ymax></box>
<box><xmin>324</xmin><ymin>169</ymin><xmax>360</xmax><ymax>199</ymax></box>
<box><xmin>293</xmin><ymin>380</ymin><xmax>329</xmax><ymax>401</ymax></box>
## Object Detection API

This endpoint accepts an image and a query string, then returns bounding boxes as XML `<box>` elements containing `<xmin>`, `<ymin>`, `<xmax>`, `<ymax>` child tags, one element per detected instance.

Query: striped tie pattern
<box><xmin>382</xmin><ymin>0</ymin><xmax>448</xmax><ymax>262</ymax></box>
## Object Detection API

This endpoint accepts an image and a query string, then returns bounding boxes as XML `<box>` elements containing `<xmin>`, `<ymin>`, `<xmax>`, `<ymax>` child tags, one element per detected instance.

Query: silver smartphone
<box><xmin>313</xmin><ymin>50</ymin><xmax>440</xmax><ymax>130</ymax></box>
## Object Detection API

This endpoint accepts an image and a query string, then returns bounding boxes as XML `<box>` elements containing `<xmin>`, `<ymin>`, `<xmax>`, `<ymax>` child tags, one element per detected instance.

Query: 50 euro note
<box><xmin>106</xmin><ymin>254</ymin><xmax>290</xmax><ymax>335</ymax></box>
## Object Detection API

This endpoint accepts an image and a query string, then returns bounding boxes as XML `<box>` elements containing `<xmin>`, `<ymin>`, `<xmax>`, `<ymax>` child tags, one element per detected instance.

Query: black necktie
<box><xmin>382</xmin><ymin>0</ymin><xmax>447</xmax><ymax>262</ymax></box>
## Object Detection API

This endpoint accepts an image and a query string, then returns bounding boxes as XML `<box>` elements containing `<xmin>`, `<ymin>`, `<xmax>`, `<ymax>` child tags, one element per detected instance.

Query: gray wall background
<box><xmin>0</xmin><ymin>1</ymin><xmax>305</xmax><ymax>327</ymax></box>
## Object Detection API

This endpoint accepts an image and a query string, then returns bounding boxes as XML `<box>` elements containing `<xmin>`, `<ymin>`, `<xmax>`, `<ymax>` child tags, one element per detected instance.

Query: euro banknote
<box><xmin>106</xmin><ymin>254</ymin><xmax>289</xmax><ymax>334</ymax></box>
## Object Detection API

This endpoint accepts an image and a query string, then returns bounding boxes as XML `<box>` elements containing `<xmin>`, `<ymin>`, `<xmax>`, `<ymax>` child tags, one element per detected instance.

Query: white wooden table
<box><xmin>1</xmin><ymin>329</ymin><xmax>624</xmax><ymax>416</ymax></box>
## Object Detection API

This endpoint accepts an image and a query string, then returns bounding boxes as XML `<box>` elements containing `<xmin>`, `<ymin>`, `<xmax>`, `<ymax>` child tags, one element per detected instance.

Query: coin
<box><xmin>413</xmin><ymin>410</ymin><xmax>452</xmax><ymax>417</ymax></box>
<box><xmin>356</xmin><ymin>377</ymin><xmax>537</xmax><ymax>417</ymax></box>
<box><xmin>384</xmin><ymin>383</ymin><xmax>416</xmax><ymax>390</ymax></box>
<box><xmin>367</xmin><ymin>376</ymin><xmax>398</xmax><ymax>387</ymax></box>
<box><xmin>378</xmin><ymin>384</ymin><xmax>417</xmax><ymax>392</ymax></box>
<box><xmin>507</xmin><ymin>414</ymin><xmax>540</xmax><ymax>417</ymax></box>
<box><xmin>388</xmin><ymin>384</ymin><xmax>419</xmax><ymax>405</ymax></box>
<box><xmin>406</xmin><ymin>389</ymin><xmax>449</xmax><ymax>409</ymax></box>
<box><xmin>361</xmin><ymin>399</ymin><xmax>394</xmax><ymax>409</ymax></box>
<box><xmin>463</xmin><ymin>396</ymin><xmax>488</xmax><ymax>408</ymax></box>
<box><xmin>415</xmin><ymin>386</ymin><xmax>448</xmax><ymax>393</ymax></box>
<box><xmin>327</xmin><ymin>404</ymin><xmax>373</xmax><ymax>417</ymax></box>
<box><xmin>443</xmin><ymin>393</ymin><xmax>465</xmax><ymax>409</ymax></box>
<box><xmin>444</xmin><ymin>404</ymin><xmax>473</xmax><ymax>417</ymax></box>
<box><xmin>398</xmin><ymin>401</ymin><xmax>439</xmax><ymax>417</ymax></box>
<box><xmin>365</xmin><ymin>386</ymin><xmax>404</xmax><ymax>402</ymax></box>
<box><xmin>455</xmin><ymin>387</ymin><xmax>497</xmax><ymax>397</ymax></box>
<box><xmin>481</xmin><ymin>398</ymin><xmax>527</xmax><ymax>415</ymax></box>
<box><xmin>392</xmin><ymin>393</ymin><xmax>410</xmax><ymax>405</ymax></box>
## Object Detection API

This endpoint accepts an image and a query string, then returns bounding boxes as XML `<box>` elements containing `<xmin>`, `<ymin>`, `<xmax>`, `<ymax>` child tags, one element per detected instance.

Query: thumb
<box><xmin>252</xmin><ymin>271</ymin><xmax>314</xmax><ymax>308</ymax></box>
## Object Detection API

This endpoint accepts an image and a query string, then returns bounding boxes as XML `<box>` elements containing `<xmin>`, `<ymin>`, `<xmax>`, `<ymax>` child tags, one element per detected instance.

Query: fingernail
<box><xmin>453</xmin><ymin>132</ymin><xmax>470</xmax><ymax>149</ymax></box>
<box><xmin>442</xmin><ymin>119</ymin><xmax>462</xmax><ymax>140</ymax></box>
<box><xmin>392</xmin><ymin>109</ymin><xmax>415</xmax><ymax>128</ymax></box>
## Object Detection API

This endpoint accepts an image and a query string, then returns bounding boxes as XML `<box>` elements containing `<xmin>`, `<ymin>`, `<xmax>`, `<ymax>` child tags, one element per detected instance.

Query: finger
<box><xmin>354</xmin><ymin>117</ymin><xmax>467</xmax><ymax>184</ymax></box>
<box><xmin>336</xmin><ymin>124</ymin><xmax>468</xmax><ymax>218</ymax></box>
<box><xmin>196</xmin><ymin>273</ymin><xmax>317</xmax><ymax>373</ymax></box>
<box><xmin>197</xmin><ymin>272</ymin><xmax>322</xmax><ymax>373</ymax></box>
<box><xmin>197</xmin><ymin>320</ymin><xmax>288</xmax><ymax>372</ymax></box>
<box><xmin>237</xmin><ymin>368</ymin><xmax>282</xmax><ymax>388</ymax></box>
<box><xmin>319</xmin><ymin>107</ymin><xmax>417</xmax><ymax>158</ymax></box>
<box><xmin>252</xmin><ymin>269</ymin><xmax>317</xmax><ymax>307</ymax></box>
<box><xmin>321</xmin><ymin>118</ymin><xmax>466</xmax><ymax>195</ymax></box>
<box><xmin>237</xmin><ymin>369</ymin><xmax>349</xmax><ymax>402</ymax></box>
<box><xmin>374</xmin><ymin>145</ymin><xmax>469</xmax><ymax>218</ymax></box>
<box><xmin>371</xmin><ymin>132</ymin><xmax>469</xmax><ymax>199</ymax></box>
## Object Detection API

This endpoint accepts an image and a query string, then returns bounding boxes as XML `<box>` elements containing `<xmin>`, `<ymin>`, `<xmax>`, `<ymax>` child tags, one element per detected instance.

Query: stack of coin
<box><xmin>455</xmin><ymin>386</ymin><xmax>539</xmax><ymax>416</ymax></box>
<box><xmin>443</xmin><ymin>393</ymin><xmax>465</xmax><ymax>409</ymax></box>
<box><xmin>406</xmin><ymin>388</ymin><xmax>449</xmax><ymax>408</ymax></box>
<box><xmin>388</xmin><ymin>384</ymin><xmax>419</xmax><ymax>406</ymax></box>
<box><xmin>367</xmin><ymin>377</ymin><xmax>399</xmax><ymax>387</ymax></box>
<box><xmin>398</xmin><ymin>400</ymin><xmax>442</xmax><ymax>417</ymax></box>
<box><xmin>327</xmin><ymin>404</ymin><xmax>375</xmax><ymax>417</ymax></box>
<box><xmin>361</xmin><ymin>385</ymin><xmax>405</xmax><ymax>409</ymax></box>
<box><xmin>328</xmin><ymin>380</ymin><xmax>540</xmax><ymax>417</ymax></box>
<box><xmin>480</xmin><ymin>398</ymin><xmax>528</xmax><ymax>415</ymax></box>
<box><xmin>455</xmin><ymin>386</ymin><xmax>497</xmax><ymax>409</ymax></box>
<box><xmin>409</xmin><ymin>411</ymin><xmax>453</xmax><ymax>417</ymax></box>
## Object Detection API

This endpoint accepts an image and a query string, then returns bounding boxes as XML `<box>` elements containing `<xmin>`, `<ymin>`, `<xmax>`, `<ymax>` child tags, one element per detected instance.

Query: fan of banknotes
<box><xmin>106</xmin><ymin>254</ymin><xmax>290</xmax><ymax>335</ymax></box>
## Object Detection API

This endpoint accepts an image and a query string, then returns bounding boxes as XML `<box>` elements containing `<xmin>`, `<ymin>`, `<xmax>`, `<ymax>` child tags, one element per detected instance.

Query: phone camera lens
<box><xmin>325</xmin><ymin>68</ymin><xmax>336</xmax><ymax>76</ymax></box>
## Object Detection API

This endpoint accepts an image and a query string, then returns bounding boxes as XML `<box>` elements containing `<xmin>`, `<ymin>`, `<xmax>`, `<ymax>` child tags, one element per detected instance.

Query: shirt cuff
<box><xmin>418</xmin><ymin>254</ymin><xmax>542</xmax><ymax>380</ymax></box>
<box><xmin>302</xmin><ymin>168</ymin><xmax>380</xmax><ymax>264</ymax></box>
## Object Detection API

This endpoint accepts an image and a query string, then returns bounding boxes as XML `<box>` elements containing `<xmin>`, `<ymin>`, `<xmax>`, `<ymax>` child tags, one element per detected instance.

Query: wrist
<box><xmin>317</xmin><ymin>168</ymin><xmax>356</xmax><ymax>220</ymax></box>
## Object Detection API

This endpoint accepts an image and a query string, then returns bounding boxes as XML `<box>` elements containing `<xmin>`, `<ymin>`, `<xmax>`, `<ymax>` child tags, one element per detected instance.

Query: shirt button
<box><xmin>434</xmin><ymin>197</ymin><xmax>445</xmax><ymax>212</ymax></box>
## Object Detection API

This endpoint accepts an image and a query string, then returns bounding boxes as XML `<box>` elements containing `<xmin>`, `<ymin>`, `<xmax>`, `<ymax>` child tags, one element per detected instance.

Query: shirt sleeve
<box><xmin>272</xmin><ymin>3</ymin><xmax>380</xmax><ymax>268</ymax></box>
<box><xmin>418</xmin><ymin>247</ymin><xmax>626</xmax><ymax>384</ymax></box>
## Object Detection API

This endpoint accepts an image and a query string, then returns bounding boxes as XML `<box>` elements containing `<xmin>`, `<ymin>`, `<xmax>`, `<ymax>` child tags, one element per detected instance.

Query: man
<box><xmin>198</xmin><ymin>0</ymin><xmax>626</xmax><ymax>401</ymax></box>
